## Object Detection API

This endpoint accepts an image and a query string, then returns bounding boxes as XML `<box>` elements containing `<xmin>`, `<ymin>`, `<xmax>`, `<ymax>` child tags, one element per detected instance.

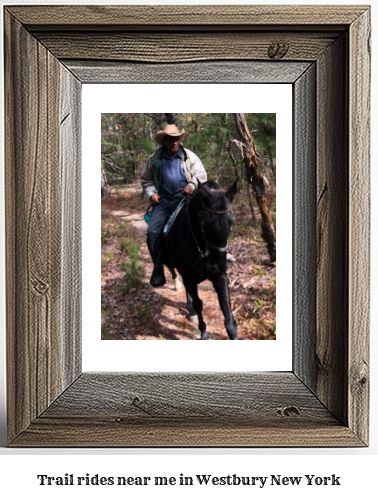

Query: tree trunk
<box><xmin>234</xmin><ymin>113</ymin><xmax>276</xmax><ymax>262</ymax></box>
<box><xmin>268</xmin><ymin>148</ymin><xmax>275</xmax><ymax>177</ymax></box>
<box><xmin>101</xmin><ymin>165</ymin><xmax>109</xmax><ymax>197</ymax></box>
<box><xmin>247</xmin><ymin>182</ymin><xmax>257</xmax><ymax>225</ymax></box>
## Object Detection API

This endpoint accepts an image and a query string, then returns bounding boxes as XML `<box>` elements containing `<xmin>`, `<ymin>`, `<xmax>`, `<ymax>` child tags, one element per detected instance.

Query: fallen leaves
<box><xmin>101</xmin><ymin>186</ymin><xmax>276</xmax><ymax>340</ymax></box>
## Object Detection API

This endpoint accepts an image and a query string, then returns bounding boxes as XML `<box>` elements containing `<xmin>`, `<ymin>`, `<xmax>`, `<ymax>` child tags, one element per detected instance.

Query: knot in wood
<box><xmin>131</xmin><ymin>395</ymin><xmax>142</xmax><ymax>406</ymax></box>
<box><xmin>276</xmin><ymin>406</ymin><xmax>300</xmax><ymax>417</ymax></box>
<box><xmin>33</xmin><ymin>279</ymin><xmax>49</xmax><ymax>295</ymax></box>
<box><xmin>268</xmin><ymin>42</ymin><xmax>289</xmax><ymax>59</ymax></box>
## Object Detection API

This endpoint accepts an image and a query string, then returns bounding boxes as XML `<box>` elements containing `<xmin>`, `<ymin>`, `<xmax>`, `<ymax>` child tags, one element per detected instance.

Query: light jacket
<box><xmin>141</xmin><ymin>146</ymin><xmax>207</xmax><ymax>200</ymax></box>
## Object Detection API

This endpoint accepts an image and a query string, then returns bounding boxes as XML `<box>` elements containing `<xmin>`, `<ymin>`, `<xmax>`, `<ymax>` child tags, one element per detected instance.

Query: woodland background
<box><xmin>101</xmin><ymin>113</ymin><xmax>276</xmax><ymax>189</ymax></box>
<box><xmin>101</xmin><ymin>113</ymin><xmax>277</xmax><ymax>340</ymax></box>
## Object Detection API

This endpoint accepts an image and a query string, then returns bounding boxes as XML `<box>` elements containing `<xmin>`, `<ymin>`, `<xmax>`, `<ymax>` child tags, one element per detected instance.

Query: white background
<box><xmin>82</xmin><ymin>84</ymin><xmax>292</xmax><ymax>371</ymax></box>
<box><xmin>0</xmin><ymin>0</ymin><xmax>377</xmax><ymax>499</ymax></box>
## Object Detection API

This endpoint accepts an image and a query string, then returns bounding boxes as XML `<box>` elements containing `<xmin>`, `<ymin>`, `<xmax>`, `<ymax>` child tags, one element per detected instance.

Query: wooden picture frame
<box><xmin>4</xmin><ymin>5</ymin><xmax>370</xmax><ymax>447</ymax></box>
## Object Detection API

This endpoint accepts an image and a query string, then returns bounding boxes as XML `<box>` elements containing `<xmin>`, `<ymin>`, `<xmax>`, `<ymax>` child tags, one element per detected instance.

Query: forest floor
<box><xmin>101</xmin><ymin>184</ymin><xmax>276</xmax><ymax>340</ymax></box>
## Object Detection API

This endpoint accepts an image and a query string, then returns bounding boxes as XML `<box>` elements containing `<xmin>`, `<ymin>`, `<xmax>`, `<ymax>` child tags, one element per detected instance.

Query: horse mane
<box><xmin>202</xmin><ymin>180</ymin><xmax>222</xmax><ymax>191</ymax></box>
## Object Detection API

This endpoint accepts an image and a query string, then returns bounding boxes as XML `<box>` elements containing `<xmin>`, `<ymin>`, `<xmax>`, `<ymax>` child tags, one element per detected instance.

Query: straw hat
<box><xmin>155</xmin><ymin>124</ymin><xmax>185</xmax><ymax>145</ymax></box>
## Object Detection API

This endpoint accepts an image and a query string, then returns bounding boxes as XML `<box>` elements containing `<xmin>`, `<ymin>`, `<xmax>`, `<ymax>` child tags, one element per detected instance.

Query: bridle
<box><xmin>186</xmin><ymin>193</ymin><xmax>232</xmax><ymax>259</ymax></box>
<box><xmin>202</xmin><ymin>204</ymin><xmax>233</xmax><ymax>215</ymax></box>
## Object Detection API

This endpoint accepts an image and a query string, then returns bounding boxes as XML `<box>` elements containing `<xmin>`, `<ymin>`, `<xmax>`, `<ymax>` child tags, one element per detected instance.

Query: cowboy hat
<box><xmin>155</xmin><ymin>124</ymin><xmax>185</xmax><ymax>145</ymax></box>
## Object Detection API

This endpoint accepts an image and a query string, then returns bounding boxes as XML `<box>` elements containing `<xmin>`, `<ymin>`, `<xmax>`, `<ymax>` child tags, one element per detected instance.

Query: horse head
<box><xmin>194</xmin><ymin>180</ymin><xmax>238</xmax><ymax>274</ymax></box>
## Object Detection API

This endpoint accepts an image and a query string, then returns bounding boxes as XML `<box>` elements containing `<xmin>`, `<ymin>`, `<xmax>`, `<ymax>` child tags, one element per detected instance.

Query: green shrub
<box><xmin>120</xmin><ymin>259</ymin><xmax>145</xmax><ymax>293</ymax></box>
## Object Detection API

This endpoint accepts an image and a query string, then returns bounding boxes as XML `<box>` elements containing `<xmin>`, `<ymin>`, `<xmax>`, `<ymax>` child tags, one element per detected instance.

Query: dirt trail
<box><xmin>101</xmin><ymin>188</ymin><xmax>276</xmax><ymax>340</ymax></box>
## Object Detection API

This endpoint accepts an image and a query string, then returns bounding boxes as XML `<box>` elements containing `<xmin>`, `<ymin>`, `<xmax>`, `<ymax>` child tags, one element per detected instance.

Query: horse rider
<box><xmin>141</xmin><ymin>122</ymin><xmax>207</xmax><ymax>286</ymax></box>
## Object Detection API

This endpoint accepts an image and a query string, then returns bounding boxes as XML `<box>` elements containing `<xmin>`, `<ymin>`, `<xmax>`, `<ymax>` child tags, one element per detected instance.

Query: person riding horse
<box><xmin>141</xmin><ymin>122</ymin><xmax>207</xmax><ymax>286</ymax></box>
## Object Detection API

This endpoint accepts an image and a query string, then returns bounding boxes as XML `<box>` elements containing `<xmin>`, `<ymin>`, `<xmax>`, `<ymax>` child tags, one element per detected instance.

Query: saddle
<box><xmin>163</xmin><ymin>193</ymin><xmax>187</xmax><ymax>237</ymax></box>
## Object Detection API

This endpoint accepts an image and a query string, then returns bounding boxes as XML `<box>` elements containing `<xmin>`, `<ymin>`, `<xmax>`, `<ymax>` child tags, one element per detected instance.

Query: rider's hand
<box><xmin>151</xmin><ymin>193</ymin><xmax>161</xmax><ymax>205</ymax></box>
<box><xmin>182</xmin><ymin>185</ymin><xmax>194</xmax><ymax>195</ymax></box>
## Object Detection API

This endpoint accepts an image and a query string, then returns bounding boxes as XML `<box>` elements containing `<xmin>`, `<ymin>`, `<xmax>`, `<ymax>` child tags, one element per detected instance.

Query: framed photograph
<box><xmin>4</xmin><ymin>5</ymin><xmax>370</xmax><ymax>447</ymax></box>
<box><xmin>92</xmin><ymin>93</ymin><xmax>291</xmax><ymax>371</ymax></box>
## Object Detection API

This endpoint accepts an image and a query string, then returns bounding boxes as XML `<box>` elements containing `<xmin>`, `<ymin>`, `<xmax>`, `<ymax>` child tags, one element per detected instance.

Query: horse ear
<box><xmin>226</xmin><ymin>179</ymin><xmax>238</xmax><ymax>202</ymax></box>
<box><xmin>198</xmin><ymin>180</ymin><xmax>208</xmax><ymax>195</ymax></box>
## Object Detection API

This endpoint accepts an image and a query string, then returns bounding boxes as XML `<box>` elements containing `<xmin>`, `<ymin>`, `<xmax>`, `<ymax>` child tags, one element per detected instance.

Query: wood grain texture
<box><xmin>65</xmin><ymin>60</ymin><xmax>311</xmax><ymax>84</ymax></box>
<box><xmin>11</xmin><ymin>418</ymin><xmax>363</xmax><ymax>448</ymax></box>
<box><xmin>348</xmin><ymin>8</ymin><xmax>371</xmax><ymax>445</ymax></box>
<box><xmin>4</xmin><ymin>11</ymin><xmax>80</xmax><ymax>443</ymax></box>
<box><xmin>4</xmin><ymin>5</ymin><xmax>370</xmax><ymax>447</ymax></box>
<box><xmin>60</xmin><ymin>68</ymin><xmax>82</xmax><ymax>388</ymax></box>
<box><xmin>316</xmin><ymin>33</ymin><xmax>348</xmax><ymax>426</ymax></box>
<box><xmin>35</xmin><ymin>32</ymin><xmax>339</xmax><ymax>63</ymax></box>
<box><xmin>11</xmin><ymin>373</ymin><xmax>363</xmax><ymax>447</ymax></box>
<box><xmin>5</xmin><ymin>12</ymin><xmax>62</xmax><ymax>442</ymax></box>
<box><xmin>42</xmin><ymin>373</ymin><xmax>332</xmax><ymax>421</ymax></box>
<box><xmin>7</xmin><ymin>5</ymin><xmax>367</xmax><ymax>29</ymax></box>
<box><xmin>293</xmin><ymin>64</ymin><xmax>316</xmax><ymax>390</ymax></box>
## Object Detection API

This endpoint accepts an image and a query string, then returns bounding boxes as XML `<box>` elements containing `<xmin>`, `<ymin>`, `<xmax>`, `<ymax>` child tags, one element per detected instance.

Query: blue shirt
<box><xmin>155</xmin><ymin>148</ymin><xmax>187</xmax><ymax>211</ymax></box>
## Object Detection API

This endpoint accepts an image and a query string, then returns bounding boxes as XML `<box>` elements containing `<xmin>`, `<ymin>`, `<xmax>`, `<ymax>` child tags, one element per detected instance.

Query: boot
<box><xmin>150</xmin><ymin>265</ymin><xmax>166</xmax><ymax>287</ymax></box>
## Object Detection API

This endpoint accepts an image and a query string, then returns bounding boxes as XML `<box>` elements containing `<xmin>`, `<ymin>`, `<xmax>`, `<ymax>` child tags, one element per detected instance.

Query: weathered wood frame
<box><xmin>4</xmin><ymin>5</ymin><xmax>370</xmax><ymax>447</ymax></box>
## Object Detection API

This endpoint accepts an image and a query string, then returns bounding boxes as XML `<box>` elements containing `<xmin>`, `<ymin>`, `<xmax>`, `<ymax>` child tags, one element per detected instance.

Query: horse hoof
<box><xmin>187</xmin><ymin>314</ymin><xmax>198</xmax><ymax>323</ymax></box>
<box><xmin>150</xmin><ymin>267</ymin><xmax>166</xmax><ymax>287</ymax></box>
<box><xmin>200</xmin><ymin>332</ymin><xmax>210</xmax><ymax>340</ymax></box>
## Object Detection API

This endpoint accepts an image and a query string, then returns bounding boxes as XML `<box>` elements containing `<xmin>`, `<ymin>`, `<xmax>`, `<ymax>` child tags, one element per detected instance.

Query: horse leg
<box><xmin>186</xmin><ymin>291</ymin><xmax>198</xmax><ymax>323</ymax></box>
<box><xmin>184</xmin><ymin>282</ymin><xmax>209</xmax><ymax>340</ymax></box>
<box><xmin>212</xmin><ymin>273</ymin><xmax>238</xmax><ymax>339</ymax></box>
<box><xmin>168</xmin><ymin>273</ymin><xmax>197</xmax><ymax>322</ymax></box>
<box><xmin>169</xmin><ymin>267</ymin><xmax>184</xmax><ymax>292</ymax></box>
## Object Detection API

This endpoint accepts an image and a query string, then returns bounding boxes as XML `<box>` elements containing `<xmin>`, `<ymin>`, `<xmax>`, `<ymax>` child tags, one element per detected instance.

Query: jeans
<box><xmin>146</xmin><ymin>206</ymin><xmax>171</xmax><ymax>264</ymax></box>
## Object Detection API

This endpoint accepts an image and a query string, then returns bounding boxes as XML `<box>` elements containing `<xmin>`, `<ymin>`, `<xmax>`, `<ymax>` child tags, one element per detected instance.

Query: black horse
<box><xmin>163</xmin><ymin>180</ymin><xmax>238</xmax><ymax>340</ymax></box>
